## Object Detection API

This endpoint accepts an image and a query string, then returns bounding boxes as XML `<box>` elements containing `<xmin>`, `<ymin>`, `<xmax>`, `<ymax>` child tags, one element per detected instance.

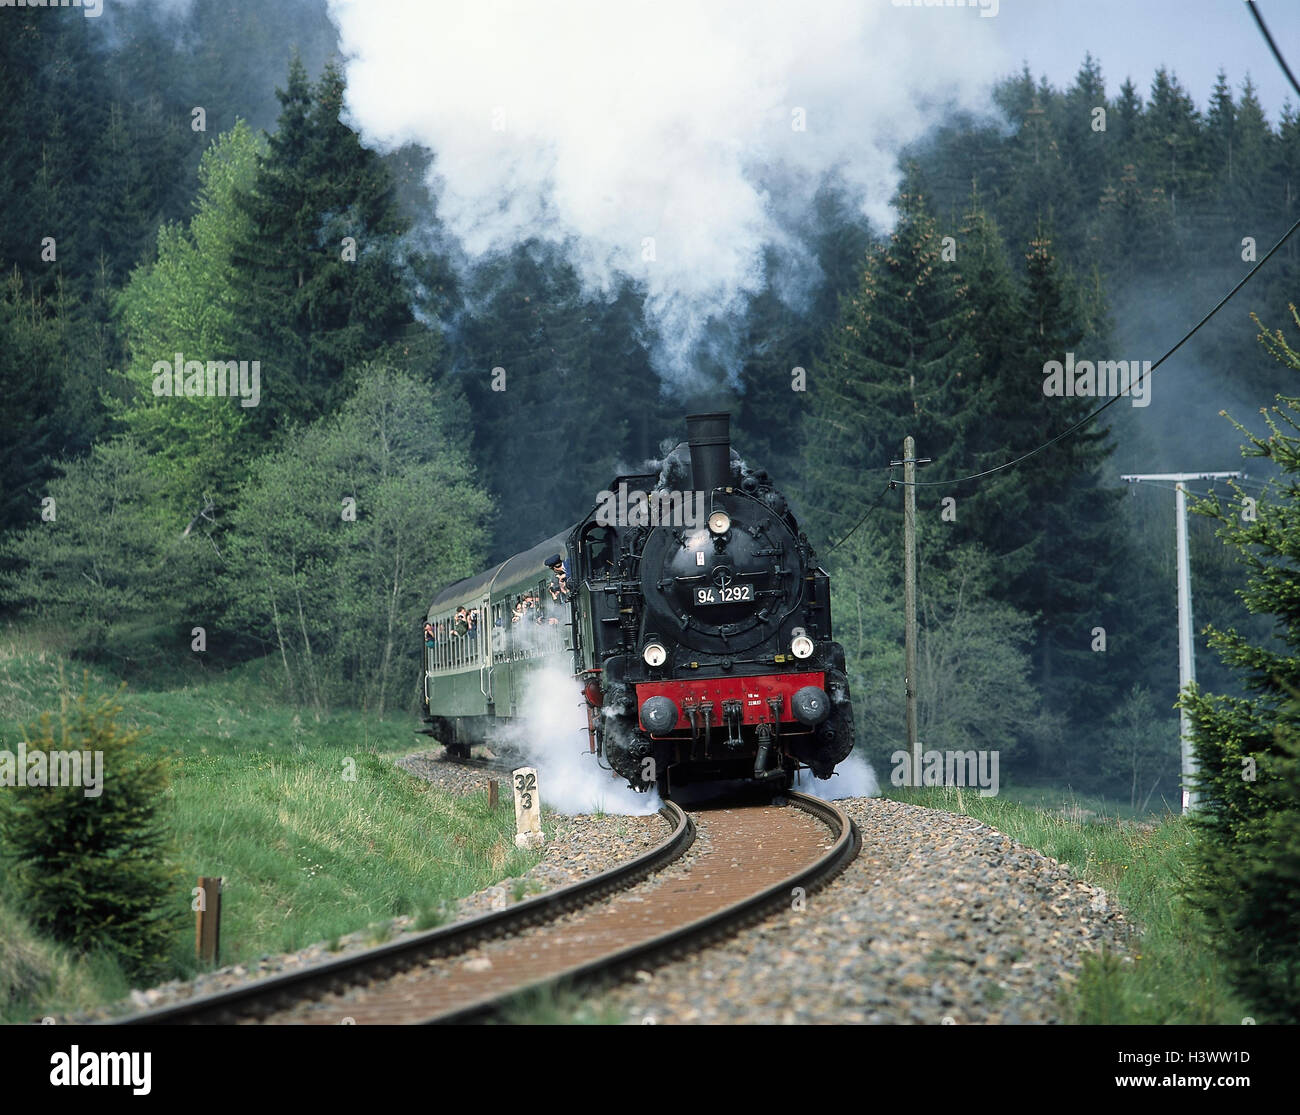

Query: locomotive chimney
<box><xmin>686</xmin><ymin>412</ymin><xmax>731</xmax><ymax>494</ymax></box>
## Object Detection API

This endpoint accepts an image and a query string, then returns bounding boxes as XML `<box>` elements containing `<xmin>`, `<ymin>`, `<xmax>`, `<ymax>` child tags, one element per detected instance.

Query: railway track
<box><xmin>116</xmin><ymin>792</ymin><xmax>857</xmax><ymax>1025</ymax></box>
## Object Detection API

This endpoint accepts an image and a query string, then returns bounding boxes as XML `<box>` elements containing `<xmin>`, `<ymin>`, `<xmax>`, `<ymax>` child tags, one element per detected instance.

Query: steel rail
<box><xmin>113</xmin><ymin>800</ymin><xmax>692</xmax><ymax>1026</ymax></box>
<box><xmin>427</xmin><ymin>790</ymin><xmax>859</xmax><ymax>1024</ymax></box>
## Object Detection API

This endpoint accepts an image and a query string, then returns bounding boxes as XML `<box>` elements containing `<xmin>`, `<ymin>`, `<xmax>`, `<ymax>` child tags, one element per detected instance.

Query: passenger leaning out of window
<box><xmin>544</xmin><ymin>554</ymin><xmax>571</xmax><ymax>600</ymax></box>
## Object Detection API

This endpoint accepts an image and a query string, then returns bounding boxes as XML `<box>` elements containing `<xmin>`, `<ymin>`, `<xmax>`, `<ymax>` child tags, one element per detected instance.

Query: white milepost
<box><xmin>512</xmin><ymin>767</ymin><xmax>544</xmax><ymax>849</ymax></box>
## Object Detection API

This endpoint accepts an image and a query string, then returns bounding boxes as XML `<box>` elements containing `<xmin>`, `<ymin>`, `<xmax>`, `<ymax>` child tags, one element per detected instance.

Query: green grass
<box><xmin>0</xmin><ymin>628</ymin><xmax>545</xmax><ymax>1021</ymax></box>
<box><xmin>888</xmin><ymin>785</ymin><xmax>1248</xmax><ymax>1023</ymax></box>
<box><xmin>0</xmin><ymin>889</ymin><xmax>133</xmax><ymax>1022</ymax></box>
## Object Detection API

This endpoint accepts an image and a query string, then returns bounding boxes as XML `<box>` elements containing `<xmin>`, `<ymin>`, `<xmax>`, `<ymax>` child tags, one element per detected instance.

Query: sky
<box><xmin>974</xmin><ymin>0</ymin><xmax>1300</xmax><ymax>123</ymax></box>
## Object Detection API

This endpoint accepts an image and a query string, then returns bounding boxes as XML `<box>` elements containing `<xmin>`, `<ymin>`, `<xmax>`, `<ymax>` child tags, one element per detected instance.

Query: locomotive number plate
<box><xmin>695</xmin><ymin>585</ymin><xmax>753</xmax><ymax>605</ymax></box>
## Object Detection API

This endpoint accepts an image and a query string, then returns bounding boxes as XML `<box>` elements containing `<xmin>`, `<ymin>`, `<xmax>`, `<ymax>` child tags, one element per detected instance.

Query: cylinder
<box><xmin>686</xmin><ymin>412</ymin><xmax>731</xmax><ymax>494</ymax></box>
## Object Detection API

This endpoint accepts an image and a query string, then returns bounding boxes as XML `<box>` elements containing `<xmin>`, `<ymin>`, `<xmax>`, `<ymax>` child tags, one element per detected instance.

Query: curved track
<box><xmin>115</xmin><ymin>801</ymin><xmax>692</xmax><ymax>1026</ymax></box>
<box><xmin>116</xmin><ymin>792</ymin><xmax>858</xmax><ymax>1025</ymax></box>
<box><xmin>423</xmin><ymin>790</ymin><xmax>860</xmax><ymax>1025</ymax></box>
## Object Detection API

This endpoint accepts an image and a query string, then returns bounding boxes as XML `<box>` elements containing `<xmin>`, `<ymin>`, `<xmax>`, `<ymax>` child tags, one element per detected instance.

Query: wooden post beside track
<box><xmin>195</xmin><ymin>876</ymin><xmax>222</xmax><ymax>966</ymax></box>
<box><xmin>489</xmin><ymin>779</ymin><xmax>499</xmax><ymax>809</ymax></box>
<box><xmin>903</xmin><ymin>436</ymin><xmax>920</xmax><ymax>787</ymax></box>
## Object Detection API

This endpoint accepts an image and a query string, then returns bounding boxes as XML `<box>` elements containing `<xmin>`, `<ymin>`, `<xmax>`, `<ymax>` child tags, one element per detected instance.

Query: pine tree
<box><xmin>800</xmin><ymin>177</ymin><xmax>980</xmax><ymax>544</ymax></box>
<box><xmin>227</xmin><ymin>58</ymin><xmax>425</xmax><ymax>433</ymax></box>
<box><xmin>1181</xmin><ymin>307</ymin><xmax>1300</xmax><ymax>1021</ymax></box>
<box><xmin>0</xmin><ymin>685</ymin><xmax>184</xmax><ymax>982</ymax></box>
<box><xmin>1007</xmin><ymin>226</ymin><xmax>1125</xmax><ymax>730</ymax></box>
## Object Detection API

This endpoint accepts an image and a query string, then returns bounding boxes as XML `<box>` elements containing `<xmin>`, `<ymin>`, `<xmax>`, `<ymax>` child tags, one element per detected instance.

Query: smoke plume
<box><xmin>327</xmin><ymin>0</ymin><xmax>1005</xmax><ymax>387</ymax></box>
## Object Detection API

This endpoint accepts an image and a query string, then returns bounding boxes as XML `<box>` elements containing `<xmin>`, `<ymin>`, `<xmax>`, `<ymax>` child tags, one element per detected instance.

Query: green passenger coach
<box><xmin>421</xmin><ymin>530</ymin><xmax>579</xmax><ymax>756</ymax></box>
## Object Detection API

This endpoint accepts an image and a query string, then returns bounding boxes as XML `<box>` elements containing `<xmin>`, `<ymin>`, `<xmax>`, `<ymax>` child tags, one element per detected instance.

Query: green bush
<box><xmin>0</xmin><ymin>682</ymin><xmax>184</xmax><ymax>982</ymax></box>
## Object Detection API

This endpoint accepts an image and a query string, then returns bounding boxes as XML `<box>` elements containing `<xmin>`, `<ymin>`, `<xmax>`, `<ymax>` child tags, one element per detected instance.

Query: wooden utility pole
<box><xmin>903</xmin><ymin>436</ymin><xmax>919</xmax><ymax>786</ymax></box>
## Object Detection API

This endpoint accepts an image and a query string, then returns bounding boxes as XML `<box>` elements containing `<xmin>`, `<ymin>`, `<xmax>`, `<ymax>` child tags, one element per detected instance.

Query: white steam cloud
<box><xmin>327</xmin><ymin>0</ymin><xmax>1005</xmax><ymax>386</ymax></box>
<box><xmin>792</xmin><ymin>749</ymin><xmax>880</xmax><ymax>801</ymax></box>
<box><xmin>494</xmin><ymin>661</ymin><xmax>661</xmax><ymax>816</ymax></box>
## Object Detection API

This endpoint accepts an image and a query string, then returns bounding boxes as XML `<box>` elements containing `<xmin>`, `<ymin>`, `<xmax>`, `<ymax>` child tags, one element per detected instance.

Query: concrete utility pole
<box><xmin>1121</xmin><ymin>471</ymin><xmax>1243</xmax><ymax>813</ymax></box>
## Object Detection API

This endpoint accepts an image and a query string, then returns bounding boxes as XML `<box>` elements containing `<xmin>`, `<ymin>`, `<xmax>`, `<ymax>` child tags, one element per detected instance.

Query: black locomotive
<box><xmin>421</xmin><ymin>413</ymin><xmax>855</xmax><ymax>797</ymax></box>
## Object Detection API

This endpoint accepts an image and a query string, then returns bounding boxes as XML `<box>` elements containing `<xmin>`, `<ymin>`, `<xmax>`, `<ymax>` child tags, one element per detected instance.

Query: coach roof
<box><xmin>428</xmin><ymin>528</ymin><xmax>575</xmax><ymax>612</ymax></box>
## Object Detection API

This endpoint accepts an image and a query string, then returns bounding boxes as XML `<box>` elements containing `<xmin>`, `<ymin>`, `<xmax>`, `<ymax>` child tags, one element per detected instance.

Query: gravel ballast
<box><xmin>592</xmin><ymin>795</ymin><xmax>1131</xmax><ymax>1025</ymax></box>
<box><xmin>43</xmin><ymin>750</ymin><xmax>1130</xmax><ymax>1025</ymax></box>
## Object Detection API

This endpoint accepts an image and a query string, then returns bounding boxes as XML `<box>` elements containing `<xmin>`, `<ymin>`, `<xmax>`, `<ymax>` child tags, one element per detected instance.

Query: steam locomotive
<box><xmin>420</xmin><ymin>413</ymin><xmax>855</xmax><ymax>796</ymax></box>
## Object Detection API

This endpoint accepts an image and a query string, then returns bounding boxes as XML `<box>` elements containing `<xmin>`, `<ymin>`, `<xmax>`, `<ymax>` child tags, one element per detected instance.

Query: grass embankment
<box><xmin>887</xmin><ymin>785</ymin><xmax>1248</xmax><ymax>1024</ymax></box>
<box><xmin>0</xmin><ymin>629</ymin><xmax>544</xmax><ymax>1022</ymax></box>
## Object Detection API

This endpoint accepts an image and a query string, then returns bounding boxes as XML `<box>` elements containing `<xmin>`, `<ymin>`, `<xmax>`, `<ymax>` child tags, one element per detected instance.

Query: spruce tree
<box><xmin>1181</xmin><ymin>308</ymin><xmax>1300</xmax><ymax>1021</ymax></box>
<box><xmin>1206</xmin><ymin>70</ymin><xmax>1237</xmax><ymax>196</ymax></box>
<box><xmin>228</xmin><ymin>58</ymin><xmax>424</xmax><ymax>433</ymax></box>
<box><xmin>1009</xmin><ymin>225</ymin><xmax>1123</xmax><ymax>723</ymax></box>
<box><xmin>115</xmin><ymin>121</ymin><xmax>267</xmax><ymax>515</ymax></box>
<box><xmin>1060</xmin><ymin>54</ymin><xmax>1113</xmax><ymax>208</ymax></box>
<box><xmin>1140</xmin><ymin>68</ymin><xmax>1207</xmax><ymax>213</ymax></box>
<box><xmin>800</xmin><ymin>176</ymin><xmax>980</xmax><ymax>543</ymax></box>
<box><xmin>1230</xmin><ymin>77</ymin><xmax>1276</xmax><ymax>215</ymax></box>
<box><xmin>0</xmin><ymin>686</ymin><xmax>184</xmax><ymax>982</ymax></box>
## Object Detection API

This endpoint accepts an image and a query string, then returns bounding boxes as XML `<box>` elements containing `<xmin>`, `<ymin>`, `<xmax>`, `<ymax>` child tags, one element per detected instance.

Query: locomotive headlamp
<box><xmin>707</xmin><ymin>510</ymin><xmax>731</xmax><ymax>535</ymax></box>
<box><xmin>643</xmin><ymin>641</ymin><xmax>667</xmax><ymax>667</ymax></box>
<box><xmin>790</xmin><ymin>627</ymin><xmax>814</xmax><ymax>659</ymax></box>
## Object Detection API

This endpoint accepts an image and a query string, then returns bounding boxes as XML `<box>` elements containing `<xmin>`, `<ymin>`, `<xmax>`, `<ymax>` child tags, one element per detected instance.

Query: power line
<box><xmin>829</xmin><ymin>480</ymin><xmax>896</xmax><ymax>551</ymax></box>
<box><xmin>1247</xmin><ymin>1</ymin><xmax>1300</xmax><ymax>101</ymax></box>
<box><xmin>880</xmin><ymin>0</ymin><xmax>1300</xmax><ymax>493</ymax></box>
<box><xmin>829</xmin><ymin>0</ymin><xmax>1300</xmax><ymax>541</ymax></box>
<box><xmin>891</xmin><ymin>210</ymin><xmax>1300</xmax><ymax>488</ymax></box>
